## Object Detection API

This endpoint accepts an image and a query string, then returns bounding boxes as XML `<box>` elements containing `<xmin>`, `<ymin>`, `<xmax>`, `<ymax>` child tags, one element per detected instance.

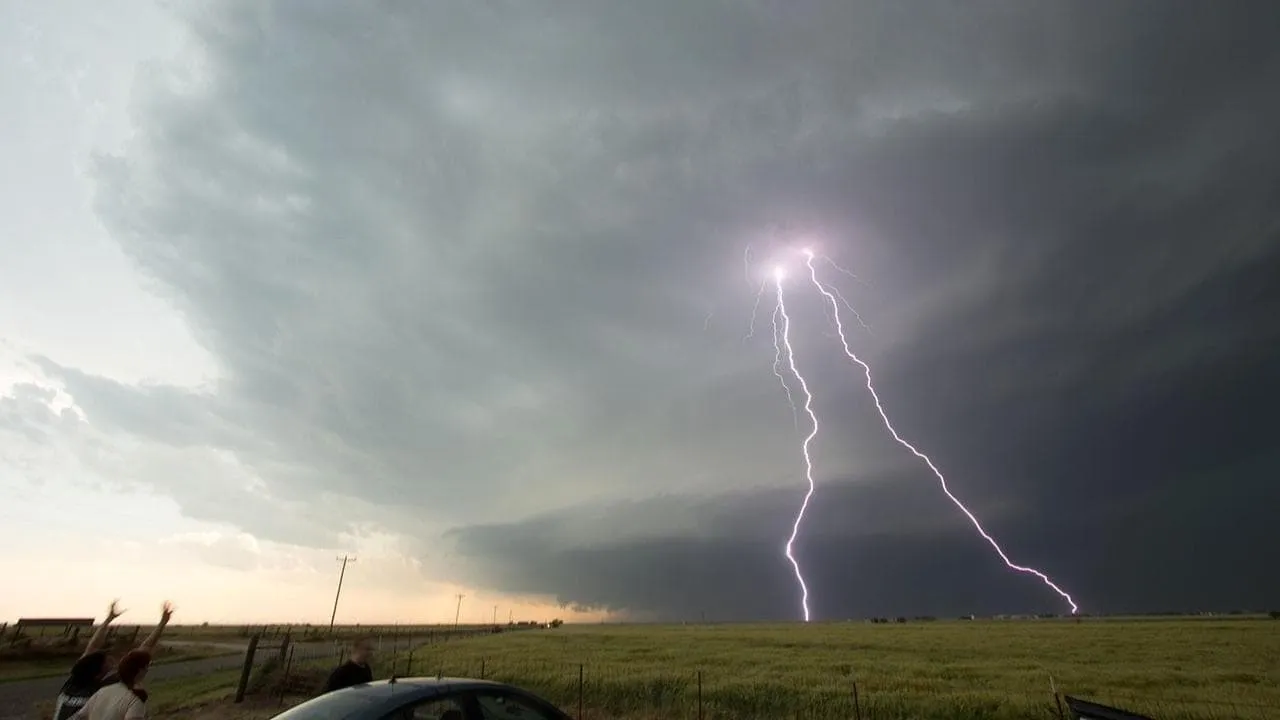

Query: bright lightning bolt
<box><xmin>801</xmin><ymin>250</ymin><xmax>1080</xmax><ymax>615</ymax></box>
<box><xmin>770</xmin><ymin>302</ymin><xmax>801</xmax><ymax>434</ymax></box>
<box><xmin>743</xmin><ymin>277</ymin><xmax>768</xmax><ymax>342</ymax></box>
<box><xmin>825</xmin><ymin>283</ymin><xmax>873</xmax><ymax>334</ymax></box>
<box><xmin>818</xmin><ymin>252</ymin><xmax>872</xmax><ymax>289</ymax></box>
<box><xmin>805</xmin><ymin>249</ymin><xmax>873</xmax><ymax>333</ymax></box>
<box><xmin>773</xmin><ymin>266</ymin><xmax>820</xmax><ymax>622</ymax></box>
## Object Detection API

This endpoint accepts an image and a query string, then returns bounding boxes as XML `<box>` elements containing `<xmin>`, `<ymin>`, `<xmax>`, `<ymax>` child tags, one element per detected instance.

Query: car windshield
<box><xmin>473</xmin><ymin>692</ymin><xmax>562</xmax><ymax>720</ymax></box>
<box><xmin>267</xmin><ymin>689</ymin><xmax>386</xmax><ymax>720</ymax></box>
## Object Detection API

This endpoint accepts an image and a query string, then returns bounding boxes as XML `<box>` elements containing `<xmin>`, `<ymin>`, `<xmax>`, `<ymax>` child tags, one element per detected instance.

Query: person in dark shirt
<box><xmin>53</xmin><ymin>600</ymin><xmax>174</xmax><ymax>720</ymax></box>
<box><xmin>324</xmin><ymin>637</ymin><xmax>375</xmax><ymax>692</ymax></box>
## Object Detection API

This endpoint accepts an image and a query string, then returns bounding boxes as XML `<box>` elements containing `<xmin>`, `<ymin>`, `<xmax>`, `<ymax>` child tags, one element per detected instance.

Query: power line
<box><xmin>329</xmin><ymin>554</ymin><xmax>356</xmax><ymax>634</ymax></box>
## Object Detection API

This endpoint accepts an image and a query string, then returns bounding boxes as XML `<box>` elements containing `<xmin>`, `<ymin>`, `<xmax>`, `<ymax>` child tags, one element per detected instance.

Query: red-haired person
<box><xmin>53</xmin><ymin>601</ymin><xmax>174</xmax><ymax>720</ymax></box>
<box><xmin>68</xmin><ymin>649</ymin><xmax>152</xmax><ymax>720</ymax></box>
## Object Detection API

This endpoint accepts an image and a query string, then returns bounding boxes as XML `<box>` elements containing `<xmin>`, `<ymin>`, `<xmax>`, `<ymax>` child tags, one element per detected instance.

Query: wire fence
<box><xmin>234</xmin><ymin>640</ymin><xmax>1275</xmax><ymax>720</ymax></box>
<box><xmin>414</xmin><ymin>659</ymin><xmax>1274</xmax><ymax>720</ymax></box>
<box><xmin>213</xmin><ymin>623</ymin><xmax>519</xmax><ymax>644</ymax></box>
<box><xmin>236</xmin><ymin>629</ymin><xmax>520</xmax><ymax>701</ymax></box>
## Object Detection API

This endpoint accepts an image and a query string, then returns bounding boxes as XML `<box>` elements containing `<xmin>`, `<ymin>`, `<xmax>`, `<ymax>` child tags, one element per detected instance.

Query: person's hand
<box><xmin>159</xmin><ymin>601</ymin><xmax>175</xmax><ymax>625</ymax></box>
<box><xmin>107</xmin><ymin>599</ymin><xmax>126</xmax><ymax>622</ymax></box>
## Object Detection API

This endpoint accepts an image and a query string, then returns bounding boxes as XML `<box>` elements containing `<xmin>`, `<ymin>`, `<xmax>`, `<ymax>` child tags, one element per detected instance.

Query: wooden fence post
<box><xmin>1050</xmin><ymin>675</ymin><xmax>1066</xmax><ymax>720</ymax></box>
<box><xmin>697</xmin><ymin>670</ymin><xmax>703</xmax><ymax>720</ymax></box>
<box><xmin>234</xmin><ymin>634</ymin><xmax>261</xmax><ymax>703</ymax></box>
<box><xmin>278</xmin><ymin>645</ymin><xmax>296</xmax><ymax>706</ymax></box>
<box><xmin>851</xmin><ymin>673</ymin><xmax>862</xmax><ymax>720</ymax></box>
<box><xmin>577</xmin><ymin>664</ymin><xmax>584</xmax><ymax>720</ymax></box>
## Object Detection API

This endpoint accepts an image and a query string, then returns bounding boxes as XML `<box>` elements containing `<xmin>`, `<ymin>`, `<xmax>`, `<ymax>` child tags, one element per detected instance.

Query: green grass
<box><xmin>390</xmin><ymin>619</ymin><xmax>1279</xmax><ymax>719</ymax></box>
<box><xmin>147</xmin><ymin>668</ymin><xmax>247</xmax><ymax>713</ymax></box>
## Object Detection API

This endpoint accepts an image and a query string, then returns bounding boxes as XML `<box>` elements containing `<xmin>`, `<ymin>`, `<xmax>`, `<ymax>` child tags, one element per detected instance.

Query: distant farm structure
<box><xmin>7</xmin><ymin>618</ymin><xmax>95</xmax><ymax>640</ymax></box>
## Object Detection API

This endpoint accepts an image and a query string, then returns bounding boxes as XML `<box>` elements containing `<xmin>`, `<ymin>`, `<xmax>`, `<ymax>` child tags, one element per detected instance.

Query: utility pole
<box><xmin>329</xmin><ymin>555</ymin><xmax>356</xmax><ymax>634</ymax></box>
<box><xmin>453</xmin><ymin>594</ymin><xmax>464</xmax><ymax>628</ymax></box>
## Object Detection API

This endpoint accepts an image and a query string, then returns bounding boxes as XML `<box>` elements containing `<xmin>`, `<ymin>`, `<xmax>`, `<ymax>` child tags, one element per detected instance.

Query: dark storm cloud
<box><xmin>16</xmin><ymin>0</ymin><xmax>1279</xmax><ymax>616</ymax></box>
<box><xmin>440</xmin><ymin>0</ymin><xmax>1280</xmax><ymax>617</ymax></box>
<box><xmin>448</xmin><ymin>460</ymin><xmax>1280</xmax><ymax>620</ymax></box>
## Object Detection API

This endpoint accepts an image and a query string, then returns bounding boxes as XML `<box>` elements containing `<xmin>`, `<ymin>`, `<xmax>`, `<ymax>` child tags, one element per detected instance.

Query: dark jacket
<box><xmin>324</xmin><ymin>660</ymin><xmax>374</xmax><ymax>692</ymax></box>
<box><xmin>53</xmin><ymin>653</ymin><xmax>117</xmax><ymax>720</ymax></box>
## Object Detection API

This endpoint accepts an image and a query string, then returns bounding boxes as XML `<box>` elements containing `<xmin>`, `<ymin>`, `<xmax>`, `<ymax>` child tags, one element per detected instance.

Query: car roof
<box><xmin>373</xmin><ymin>677</ymin><xmax>505</xmax><ymax>691</ymax></box>
<box><xmin>268</xmin><ymin>678</ymin><xmax>534</xmax><ymax>720</ymax></box>
<box><xmin>344</xmin><ymin>677</ymin><xmax>512</xmax><ymax>699</ymax></box>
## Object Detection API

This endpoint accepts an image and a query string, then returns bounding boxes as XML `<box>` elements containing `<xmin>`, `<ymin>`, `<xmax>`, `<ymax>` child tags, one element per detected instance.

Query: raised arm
<box><xmin>138</xmin><ymin>601</ymin><xmax>174</xmax><ymax>653</ymax></box>
<box><xmin>83</xmin><ymin>600</ymin><xmax>125</xmax><ymax>658</ymax></box>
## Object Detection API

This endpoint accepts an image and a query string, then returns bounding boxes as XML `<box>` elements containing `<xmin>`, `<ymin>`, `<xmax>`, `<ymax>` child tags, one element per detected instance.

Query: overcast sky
<box><xmin>2</xmin><ymin>1</ymin><xmax>1277</xmax><ymax>624</ymax></box>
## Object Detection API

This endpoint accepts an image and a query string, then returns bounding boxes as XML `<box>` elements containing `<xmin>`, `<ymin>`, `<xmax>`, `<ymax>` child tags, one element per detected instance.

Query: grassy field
<box><xmin>30</xmin><ymin>618</ymin><xmax>1275</xmax><ymax>719</ymax></box>
<box><xmin>150</xmin><ymin>668</ymin><xmax>249</xmax><ymax>713</ymax></box>
<box><xmin>388</xmin><ymin>619</ymin><xmax>1278</xmax><ymax>719</ymax></box>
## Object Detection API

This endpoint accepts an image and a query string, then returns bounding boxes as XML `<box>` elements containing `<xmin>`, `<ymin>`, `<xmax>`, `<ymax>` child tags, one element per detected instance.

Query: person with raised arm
<box><xmin>53</xmin><ymin>601</ymin><xmax>174</xmax><ymax>720</ymax></box>
<box><xmin>68</xmin><ymin>650</ymin><xmax>152</xmax><ymax>720</ymax></box>
<box><xmin>135</xmin><ymin>601</ymin><xmax>174</xmax><ymax>654</ymax></box>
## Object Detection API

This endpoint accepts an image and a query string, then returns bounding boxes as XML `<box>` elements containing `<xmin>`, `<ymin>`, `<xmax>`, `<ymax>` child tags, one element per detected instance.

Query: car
<box><xmin>266</xmin><ymin>677</ymin><xmax>574</xmax><ymax>720</ymax></box>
